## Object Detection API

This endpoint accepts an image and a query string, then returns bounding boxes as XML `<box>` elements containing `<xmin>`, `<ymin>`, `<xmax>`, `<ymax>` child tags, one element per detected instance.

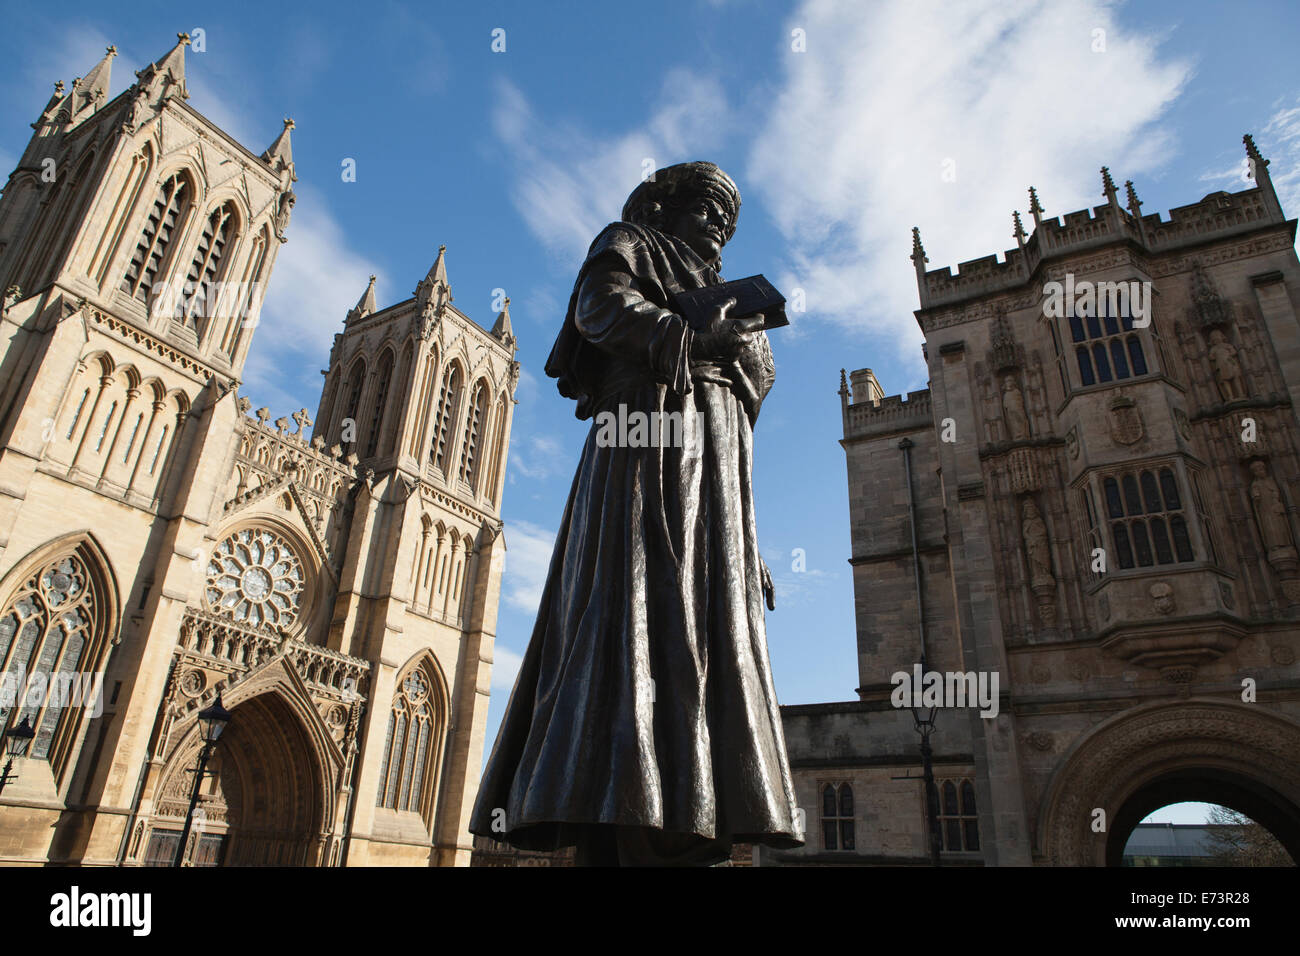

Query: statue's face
<box><xmin>669</xmin><ymin>195</ymin><xmax>729</xmax><ymax>264</ymax></box>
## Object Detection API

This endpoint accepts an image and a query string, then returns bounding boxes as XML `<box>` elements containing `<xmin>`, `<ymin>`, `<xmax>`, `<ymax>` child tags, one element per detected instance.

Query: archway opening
<box><xmin>1107</xmin><ymin>770</ymin><xmax>1300</xmax><ymax>867</ymax></box>
<box><xmin>148</xmin><ymin>692</ymin><xmax>326</xmax><ymax>866</ymax></box>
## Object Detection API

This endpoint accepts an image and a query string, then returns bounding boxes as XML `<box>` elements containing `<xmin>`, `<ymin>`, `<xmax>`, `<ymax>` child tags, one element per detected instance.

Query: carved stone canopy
<box><xmin>1188</xmin><ymin>262</ymin><xmax>1230</xmax><ymax>332</ymax></box>
<box><xmin>988</xmin><ymin>311</ymin><xmax>1020</xmax><ymax>372</ymax></box>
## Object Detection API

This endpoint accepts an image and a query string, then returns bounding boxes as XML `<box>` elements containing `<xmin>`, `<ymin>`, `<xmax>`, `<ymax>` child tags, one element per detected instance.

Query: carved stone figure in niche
<box><xmin>1207</xmin><ymin>329</ymin><xmax>1246</xmax><ymax>401</ymax></box>
<box><xmin>1021</xmin><ymin>498</ymin><xmax>1054</xmax><ymax>587</ymax></box>
<box><xmin>273</xmin><ymin>190</ymin><xmax>296</xmax><ymax>241</ymax></box>
<box><xmin>1001</xmin><ymin>374</ymin><xmax>1030</xmax><ymax>441</ymax></box>
<box><xmin>1249</xmin><ymin>460</ymin><xmax>1295</xmax><ymax>555</ymax></box>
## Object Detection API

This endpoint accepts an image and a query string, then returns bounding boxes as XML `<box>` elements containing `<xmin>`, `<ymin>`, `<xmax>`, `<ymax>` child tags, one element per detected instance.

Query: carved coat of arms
<box><xmin>1109</xmin><ymin>396</ymin><xmax>1144</xmax><ymax>446</ymax></box>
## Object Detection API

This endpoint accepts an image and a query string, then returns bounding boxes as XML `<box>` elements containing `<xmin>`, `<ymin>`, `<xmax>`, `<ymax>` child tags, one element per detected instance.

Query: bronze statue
<box><xmin>469</xmin><ymin>161</ymin><xmax>803</xmax><ymax>865</ymax></box>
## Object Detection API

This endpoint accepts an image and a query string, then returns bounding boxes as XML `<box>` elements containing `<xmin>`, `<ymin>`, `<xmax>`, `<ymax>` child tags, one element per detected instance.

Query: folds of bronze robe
<box><xmin>469</xmin><ymin>221</ymin><xmax>803</xmax><ymax>855</ymax></box>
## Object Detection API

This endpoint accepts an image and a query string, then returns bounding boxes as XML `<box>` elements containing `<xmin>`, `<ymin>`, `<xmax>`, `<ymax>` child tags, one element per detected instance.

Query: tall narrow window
<box><xmin>938</xmin><ymin>778</ymin><xmax>980</xmax><ymax>851</ymax></box>
<box><xmin>1067</xmin><ymin>295</ymin><xmax>1149</xmax><ymax>388</ymax></box>
<box><xmin>377</xmin><ymin>666</ymin><xmax>439</xmax><ymax>820</ymax></box>
<box><xmin>484</xmin><ymin>397</ymin><xmax>507</xmax><ymax>503</ymax></box>
<box><xmin>339</xmin><ymin>361</ymin><xmax>366</xmax><ymax>447</ymax></box>
<box><xmin>458</xmin><ymin>382</ymin><xmax>488</xmax><ymax>486</ymax></box>
<box><xmin>181</xmin><ymin>202</ymin><xmax>236</xmax><ymax>331</ymax></box>
<box><xmin>222</xmin><ymin>230</ymin><xmax>267</xmax><ymax>360</ymax></box>
<box><xmin>431</xmin><ymin>366</ymin><xmax>463</xmax><ymax>471</ymax></box>
<box><xmin>121</xmin><ymin>173</ymin><xmax>189</xmax><ymax>306</ymax></box>
<box><xmin>66</xmin><ymin>389</ymin><xmax>90</xmax><ymax>440</ymax></box>
<box><xmin>821</xmin><ymin>783</ymin><xmax>855</xmax><ymax>851</ymax></box>
<box><xmin>1102</xmin><ymin>467</ymin><xmax>1195</xmax><ymax>570</ymax></box>
<box><xmin>365</xmin><ymin>352</ymin><xmax>394</xmax><ymax>458</ymax></box>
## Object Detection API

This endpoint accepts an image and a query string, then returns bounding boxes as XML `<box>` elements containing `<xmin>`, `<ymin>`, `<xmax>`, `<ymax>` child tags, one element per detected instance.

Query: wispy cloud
<box><xmin>502</xmin><ymin>519</ymin><xmax>557</xmax><ymax>614</ymax></box>
<box><xmin>748</xmin><ymin>0</ymin><xmax>1192</xmax><ymax>360</ymax></box>
<box><xmin>491</xmin><ymin>69</ymin><xmax>732</xmax><ymax>265</ymax></box>
<box><xmin>509</xmin><ymin>434</ymin><xmax>567</xmax><ymax>481</ymax></box>
<box><xmin>491</xmin><ymin>644</ymin><xmax>524</xmax><ymax>691</ymax></box>
<box><xmin>1262</xmin><ymin>96</ymin><xmax>1300</xmax><ymax>216</ymax></box>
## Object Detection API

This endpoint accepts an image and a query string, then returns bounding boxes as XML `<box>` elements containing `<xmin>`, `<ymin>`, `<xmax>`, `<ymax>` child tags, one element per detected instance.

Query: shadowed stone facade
<box><xmin>0</xmin><ymin>36</ymin><xmax>517</xmax><ymax>866</ymax></box>
<box><xmin>770</xmin><ymin>139</ymin><xmax>1300</xmax><ymax>866</ymax></box>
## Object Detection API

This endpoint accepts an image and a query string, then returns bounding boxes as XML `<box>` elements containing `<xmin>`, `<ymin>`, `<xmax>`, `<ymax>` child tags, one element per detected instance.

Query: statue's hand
<box><xmin>760</xmin><ymin>556</ymin><xmax>775</xmax><ymax>611</ymax></box>
<box><xmin>692</xmin><ymin>297</ymin><xmax>762</xmax><ymax>361</ymax></box>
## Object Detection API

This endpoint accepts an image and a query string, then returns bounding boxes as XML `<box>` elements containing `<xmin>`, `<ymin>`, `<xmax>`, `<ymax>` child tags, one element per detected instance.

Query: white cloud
<box><xmin>502</xmin><ymin>519</ymin><xmax>557</xmax><ymax>614</ymax></box>
<box><xmin>748</xmin><ymin>0</ymin><xmax>1192</xmax><ymax>361</ymax></box>
<box><xmin>1262</xmin><ymin>97</ymin><xmax>1300</xmax><ymax>217</ymax></box>
<box><xmin>491</xmin><ymin>644</ymin><xmax>524</xmax><ymax>691</ymax></box>
<box><xmin>491</xmin><ymin>70</ymin><xmax>732</xmax><ymax>265</ymax></box>
<box><xmin>509</xmin><ymin>434</ymin><xmax>567</xmax><ymax>481</ymax></box>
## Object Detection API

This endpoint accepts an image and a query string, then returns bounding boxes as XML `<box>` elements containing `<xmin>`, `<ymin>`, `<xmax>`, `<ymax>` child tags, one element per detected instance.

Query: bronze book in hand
<box><xmin>671</xmin><ymin>274</ymin><xmax>789</xmax><ymax>331</ymax></box>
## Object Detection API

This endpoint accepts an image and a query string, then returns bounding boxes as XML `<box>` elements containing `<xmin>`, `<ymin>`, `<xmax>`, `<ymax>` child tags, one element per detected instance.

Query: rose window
<box><xmin>205</xmin><ymin>528</ymin><xmax>305</xmax><ymax>629</ymax></box>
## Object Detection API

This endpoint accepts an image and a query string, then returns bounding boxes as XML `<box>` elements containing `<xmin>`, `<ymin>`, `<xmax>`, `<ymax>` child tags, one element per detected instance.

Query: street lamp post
<box><xmin>899</xmin><ymin>436</ymin><xmax>943</xmax><ymax>866</ymax></box>
<box><xmin>911</xmin><ymin>692</ymin><xmax>943</xmax><ymax>867</ymax></box>
<box><xmin>0</xmin><ymin>716</ymin><xmax>35</xmax><ymax>795</ymax></box>
<box><xmin>172</xmin><ymin>695</ymin><xmax>232</xmax><ymax>867</ymax></box>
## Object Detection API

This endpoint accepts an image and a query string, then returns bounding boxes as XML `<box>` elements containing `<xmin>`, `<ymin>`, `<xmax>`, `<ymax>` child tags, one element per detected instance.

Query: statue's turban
<box><xmin>621</xmin><ymin>161</ymin><xmax>741</xmax><ymax>242</ymax></box>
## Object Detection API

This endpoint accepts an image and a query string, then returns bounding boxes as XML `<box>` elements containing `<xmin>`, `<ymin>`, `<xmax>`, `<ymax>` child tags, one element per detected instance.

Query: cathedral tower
<box><xmin>0</xmin><ymin>34</ymin><xmax>516</xmax><ymax>867</ymax></box>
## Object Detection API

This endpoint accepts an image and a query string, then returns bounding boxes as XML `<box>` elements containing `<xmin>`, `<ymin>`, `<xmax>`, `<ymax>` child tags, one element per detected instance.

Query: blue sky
<box><xmin>4</xmin><ymin>1</ymin><xmax>1298</xmax><ymax>827</ymax></box>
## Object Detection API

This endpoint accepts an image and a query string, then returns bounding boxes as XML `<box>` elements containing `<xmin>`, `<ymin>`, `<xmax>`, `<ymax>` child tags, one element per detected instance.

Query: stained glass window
<box><xmin>204</xmin><ymin>528</ymin><xmax>305</xmax><ymax>630</ymax></box>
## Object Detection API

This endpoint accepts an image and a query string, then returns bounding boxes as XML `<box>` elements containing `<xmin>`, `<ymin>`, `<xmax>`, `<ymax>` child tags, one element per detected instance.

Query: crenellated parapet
<box><xmin>843</xmin><ymin>383</ymin><xmax>933</xmax><ymax>440</ymax></box>
<box><xmin>913</xmin><ymin>137</ymin><xmax>1293</xmax><ymax>312</ymax></box>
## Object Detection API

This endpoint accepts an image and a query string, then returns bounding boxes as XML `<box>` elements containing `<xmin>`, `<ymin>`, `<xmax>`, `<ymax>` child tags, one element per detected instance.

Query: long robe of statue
<box><xmin>469</xmin><ymin>162</ymin><xmax>803</xmax><ymax>865</ymax></box>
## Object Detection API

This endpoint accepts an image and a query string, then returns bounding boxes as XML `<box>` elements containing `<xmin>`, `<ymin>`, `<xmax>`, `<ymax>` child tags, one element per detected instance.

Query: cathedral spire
<box><xmin>1012</xmin><ymin>210</ymin><xmax>1026</xmax><ymax>250</ymax></box>
<box><xmin>262</xmin><ymin>117</ymin><xmax>296</xmax><ymax>185</ymax></box>
<box><xmin>348</xmin><ymin>274</ymin><xmax>377</xmax><ymax>322</ymax></box>
<box><xmin>70</xmin><ymin>45</ymin><xmax>116</xmax><ymax>121</ymax></box>
<box><xmin>491</xmin><ymin>295</ymin><xmax>515</xmax><ymax>346</ymax></box>
<box><xmin>136</xmin><ymin>32</ymin><xmax>190</xmax><ymax>102</ymax></box>
<box><xmin>415</xmin><ymin>244</ymin><xmax>452</xmax><ymax>314</ymax></box>
<box><xmin>33</xmin><ymin>80</ymin><xmax>67</xmax><ymax>130</ymax></box>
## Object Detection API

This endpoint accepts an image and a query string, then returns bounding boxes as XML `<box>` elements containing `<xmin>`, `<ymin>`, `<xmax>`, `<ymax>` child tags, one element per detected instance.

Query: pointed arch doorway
<box><xmin>146</xmin><ymin>692</ymin><xmax>329</xmax><ymax>866</ymax></box>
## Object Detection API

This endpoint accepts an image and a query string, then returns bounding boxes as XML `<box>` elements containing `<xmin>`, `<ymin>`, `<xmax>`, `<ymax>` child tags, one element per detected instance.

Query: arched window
<box><xmin>365</xmin><ymin>351</ymin><xmax>394</xmax><ymax>458</ymax></box>
<box><xmin>483</xmin><ymin>396</ymin><xmax>507</xmax><ymax>504</ymax></box>
<box><xmin>458</xmin><ymin>381</ymin><xmax>489</xmax><ymax>486</ymax></box>
<box><xmin>91</xmin><ymin>147</ymin><xmax>151</xmax><ymax>284</ymax></box>
<box><xmin>376</xmin><ymin>662</ymin><xmax>443</xmax><ymax>822</ymax></box>
<box><xmin>821</xmin><ymin>782</ymin><xmax>855</xmax><ymax>850</ymax></box>
<box><xmin>431</xmin><ymin>364</ymin><xmax>463</xmax><ymax>471</ymax></box>
<box><xmin>220</xmin><ymin>228</ymin><xmax>268</xmax><ymax>361</ymax></box>
<box><xmin>409</xmin><ymin>345</ymin><xmax>440</xmax><ymax>458</ymax></box>
<box><xmin>121</xmin><ymin>172</ymin><xmax>190</xmax><ymax>307</ymax></box>
<box><xmin>338</xmin><ymin>360</ymin><xmax>366</xmax><ymax>447</ymax></box>
<box><xmin>0</xmin><ymin>537</ymin><xmax>117</xmax><ymax>783</ymax></box>
<box><xmin>181</xmin><ymin>202</ymin><xmax>237</xmax><ymax>331</ymax></box>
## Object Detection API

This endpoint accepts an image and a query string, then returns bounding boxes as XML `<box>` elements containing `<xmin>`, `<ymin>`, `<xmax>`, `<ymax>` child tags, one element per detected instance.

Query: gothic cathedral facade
<box><xmin>0</xmin><ymin>36</ymin><xmax>517</xmax><ymax>866</ymax></box>
<box><xmin>775</xmin><ymin>139</ymin><xmax>1300</xmax><ymax>865</ymax></box>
